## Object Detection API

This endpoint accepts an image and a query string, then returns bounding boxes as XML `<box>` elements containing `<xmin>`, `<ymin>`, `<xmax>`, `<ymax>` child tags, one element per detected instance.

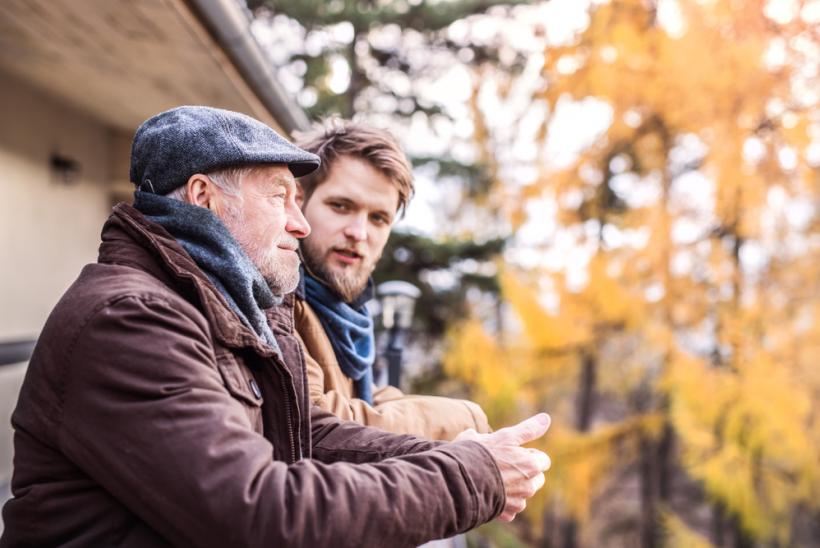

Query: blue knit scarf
<box><xmin>133</xmin><ymin>191</ymin><xmax>281</xmax><ymax>354</ymax></box>
<box><xmin>303</xmin><ymin>270</ymin><xmax>375</xmax><ymax>404</ymax></box>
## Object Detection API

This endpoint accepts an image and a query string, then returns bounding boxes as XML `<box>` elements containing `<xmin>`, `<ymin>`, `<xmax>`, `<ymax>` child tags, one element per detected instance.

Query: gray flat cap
<box><xmin>130</xmin><ymin>106</ymin><xmax>320</xmax><ymax>194</ymax></box>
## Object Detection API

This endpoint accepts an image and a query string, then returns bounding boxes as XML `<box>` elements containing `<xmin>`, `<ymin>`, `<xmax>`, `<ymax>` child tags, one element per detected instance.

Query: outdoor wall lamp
<box><xmin>376</xmin><ymin>281</ymin><xmax>421</xmax><ymax>389</ymax></box>
<box><xmin>50</xmin><ymin>153</ymin><xmax>81</xmax><ymax>185</ymax></box>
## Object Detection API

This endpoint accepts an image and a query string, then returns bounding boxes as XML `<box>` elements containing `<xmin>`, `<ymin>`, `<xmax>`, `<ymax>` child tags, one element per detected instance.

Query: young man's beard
<box><xmin>300</xmin><ymin>237</ymin><xmax>378</xmax><ymax>303</ymax></box>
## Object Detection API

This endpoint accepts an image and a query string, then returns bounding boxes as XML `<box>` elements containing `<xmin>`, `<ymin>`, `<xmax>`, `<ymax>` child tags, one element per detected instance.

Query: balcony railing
<box><xmin>0</xmin><ymin>340</ymin><xmax>36</xmax><ymax>367</ymax></box>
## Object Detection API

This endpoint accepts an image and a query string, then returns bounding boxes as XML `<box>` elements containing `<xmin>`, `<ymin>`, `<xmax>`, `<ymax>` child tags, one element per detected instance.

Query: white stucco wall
<box><xmin>0</xmin><ymin>72</ymin><xmax>116</xmax><ymax>341</ymax></box>
<box><xmin>0</xmin><ymin>361</ymin><xmax>26</xmax><ymax>510</ymax></box>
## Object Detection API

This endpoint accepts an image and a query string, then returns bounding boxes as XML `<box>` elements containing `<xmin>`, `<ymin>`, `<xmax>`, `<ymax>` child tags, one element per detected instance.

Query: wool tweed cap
<box><xmin>130</xmin><ymin>105</ymin><xmax>320</xmax><ymax>194</ymax></box>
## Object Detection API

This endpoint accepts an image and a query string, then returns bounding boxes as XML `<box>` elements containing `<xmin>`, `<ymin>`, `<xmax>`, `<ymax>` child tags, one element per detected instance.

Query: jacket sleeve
<box><xmin>308</xmin><ymin>405</ymin><xmax>444</xmax><ymax>464</ymax></box>
<box><xmin>301</xmin><ymin>332</ymin><xmax>492</xmax><ymax>440</ymax></box>
<box><xmin>56</xmin><ymin>295</ymin><xmax>504</xmax><ymax>548</ymax></box>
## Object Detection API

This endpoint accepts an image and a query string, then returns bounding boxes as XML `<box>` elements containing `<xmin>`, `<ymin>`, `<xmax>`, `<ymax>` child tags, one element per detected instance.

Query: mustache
<box><xmin>277</xmin><ymin>235</ymin><xmax>300</xmax><ymax>250</ymax></box>
<box><xmin>330</xmin><ymin>244</ymin><xmax>367</xmax><ymax>258</ymax></box>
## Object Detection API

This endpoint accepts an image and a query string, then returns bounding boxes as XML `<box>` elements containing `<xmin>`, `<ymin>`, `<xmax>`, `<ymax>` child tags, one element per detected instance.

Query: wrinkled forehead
<box><xmin>248</xmin><ymin>163</ymin><xmax>298</xmax><ymax>189</ymax></box>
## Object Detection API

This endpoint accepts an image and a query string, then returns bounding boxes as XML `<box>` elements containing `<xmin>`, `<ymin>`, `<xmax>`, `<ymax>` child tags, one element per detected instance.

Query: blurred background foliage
<box><xmin>248</xmin><ymin>0</ymin><xmax>819</xmax><ymax>546</ymax></box>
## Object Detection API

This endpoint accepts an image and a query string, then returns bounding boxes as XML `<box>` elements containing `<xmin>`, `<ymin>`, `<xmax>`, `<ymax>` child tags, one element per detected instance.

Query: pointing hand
<box><xmin>456</xmin><ymin>413</ymin><xmax>552</xmax><ymax>522</ymax></box>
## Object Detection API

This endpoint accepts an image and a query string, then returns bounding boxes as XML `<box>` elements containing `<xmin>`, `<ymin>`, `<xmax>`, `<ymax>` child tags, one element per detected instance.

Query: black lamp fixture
<box><xmin>376</xmin><ymin>281</ymin><xmax>421</xmax><ymax>389</ymax></box>
<box><xmin>50</xmin><ymin>153</ymin><xmax>81</xmax><ymax>185</ymax></box>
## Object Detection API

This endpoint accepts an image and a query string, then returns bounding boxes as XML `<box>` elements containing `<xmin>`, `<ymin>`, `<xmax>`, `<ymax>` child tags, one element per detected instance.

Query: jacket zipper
<box><xmin>273</xmin><ymin>351</ymin><xmax>298</xmax><ymax>463</ymax></box>
<box><xmin>282</xmin><ymin>385</ymin><xmax>297</xmax><ymax>463</ymax></box>
<box><xmin>267</xmin><ymin>319</ymin><xmax>300</xmax><ymax>463</ymax></box>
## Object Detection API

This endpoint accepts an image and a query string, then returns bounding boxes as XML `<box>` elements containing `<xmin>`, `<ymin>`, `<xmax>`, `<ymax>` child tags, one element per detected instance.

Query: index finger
<box><xmin>495</xmin><ymin>413</ymin><xmax>551</xmax><ymax>446</ymax></box>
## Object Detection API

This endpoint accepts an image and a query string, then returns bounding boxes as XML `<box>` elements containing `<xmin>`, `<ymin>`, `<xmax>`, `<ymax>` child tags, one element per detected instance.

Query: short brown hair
<box><xmin>294</xmin><ymin>119</ymin><xmax>414</xmax><ymax>215</ymax></box>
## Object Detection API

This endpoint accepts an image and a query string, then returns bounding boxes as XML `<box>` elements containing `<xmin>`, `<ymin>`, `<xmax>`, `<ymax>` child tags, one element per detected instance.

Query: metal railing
<box><xmin>0</xmin><ymin>340</ymin><xmax>36</xmax><ymax>367</ymax></box>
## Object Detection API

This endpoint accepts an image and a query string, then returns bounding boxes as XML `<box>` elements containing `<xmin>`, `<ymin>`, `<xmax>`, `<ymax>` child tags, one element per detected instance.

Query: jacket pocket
<box><xmin>215</xmin><ymin>353</ymin><xmax>264</xmax><ymax>432</ymax></box>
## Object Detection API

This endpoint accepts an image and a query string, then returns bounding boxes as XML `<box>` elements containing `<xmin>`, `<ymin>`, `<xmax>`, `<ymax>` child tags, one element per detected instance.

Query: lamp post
<box><xmin>376</xmin><ymin>281</ymin><xmax>467</xmax><ymax>548</ymax></box>
<box><xmin>376</xmin><ymin>281</ymin><xmax>421</xmax><ymax>389</ymax></box>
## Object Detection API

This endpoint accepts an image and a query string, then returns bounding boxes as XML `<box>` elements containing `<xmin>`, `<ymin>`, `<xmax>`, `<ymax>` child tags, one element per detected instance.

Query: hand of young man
<box><xmin>455</xmin><ymin>413</ymin><xmax>551</xmax><ymax>522</ymax></box>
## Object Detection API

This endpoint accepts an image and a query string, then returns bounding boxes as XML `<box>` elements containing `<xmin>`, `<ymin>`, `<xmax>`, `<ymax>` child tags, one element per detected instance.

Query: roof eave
<box><xmin>186</xmin><ymin>0</ymin><xmax>311</xmax><ymax>135</ymax></box>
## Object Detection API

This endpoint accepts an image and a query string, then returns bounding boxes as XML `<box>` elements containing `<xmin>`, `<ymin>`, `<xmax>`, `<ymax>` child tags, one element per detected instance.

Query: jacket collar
<box><xmin>98</xmin><ymin>202</ymin><xmax>290</xmax><ymax>356</ymax></box>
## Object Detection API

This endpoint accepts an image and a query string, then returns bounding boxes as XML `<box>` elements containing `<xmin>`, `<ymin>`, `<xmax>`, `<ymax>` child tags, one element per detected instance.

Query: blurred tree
<box><xmin>248</xmin><ymin>1</ymin><xmax>534</xmax><ymax>373</ymax></box>
<box><xmin>445</xmin><ymin>0</ymin><xmax>820</xmax><ymax>546</ymax></box>
<box><xmin>374</xmin><ymin>231</ymin><xmax>505</xmax><ymax>338</ymax></box>
<box><xmin>248</xmin><ymin>0</ymin><xmax>820</xmax><ymax>545</ymax></box>
<box><xmin>247</xmin><ymin>0</ymin><xmax>534</xmax><ymax>119</ymax></box>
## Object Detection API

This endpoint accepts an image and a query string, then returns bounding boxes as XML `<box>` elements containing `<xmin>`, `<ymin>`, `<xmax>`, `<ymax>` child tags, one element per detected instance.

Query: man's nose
<box><xmin>343</xmin><ymin>214</ymin><xmax>368</xmax><ymax>241</ymax></box>
<box><xmin>285</xmin><ymin>200</ymin><xmax>311</xmax><ymax>238</ymax></box>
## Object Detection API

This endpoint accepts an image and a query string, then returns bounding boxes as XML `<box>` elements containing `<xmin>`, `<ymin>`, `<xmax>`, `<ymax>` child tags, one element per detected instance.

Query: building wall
<box><xmin>0</xmin><ymin>72</ymin><xmax>119</xmax><ymax>341</ymax></box>
<box><xmin>0</xmin><ymin>361</ymin><xmax>26</xmax><ymax>511</ymax></box>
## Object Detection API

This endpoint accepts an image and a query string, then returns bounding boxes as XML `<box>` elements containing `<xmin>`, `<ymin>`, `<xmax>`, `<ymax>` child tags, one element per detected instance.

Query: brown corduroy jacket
<box><xmin>0</xmin><ymin>203</ymin><xmax>504</xmax><ymax>548</ymax></box>
<box><xmin>294</xmin><ymin>292</ymin><xmax>491</xmax><ymax>441</ymax></box>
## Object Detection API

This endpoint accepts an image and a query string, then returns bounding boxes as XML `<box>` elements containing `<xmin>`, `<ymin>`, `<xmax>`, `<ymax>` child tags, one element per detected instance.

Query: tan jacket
<box><xmin>294</xmin><ymin>294</ymin><xmax>491</xmax><ymax>440</ymax></box>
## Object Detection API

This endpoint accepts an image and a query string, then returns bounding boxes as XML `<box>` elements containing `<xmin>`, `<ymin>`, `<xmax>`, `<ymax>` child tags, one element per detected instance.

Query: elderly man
<box><xmin>293</xmin><ymin>120</ymin><xmax>492</xmax><ymax>440</ymax></box>
<box><xmin>0</xmin><ymin>106</ymin><xmax>551</xmax><ymax>548</ymax></box>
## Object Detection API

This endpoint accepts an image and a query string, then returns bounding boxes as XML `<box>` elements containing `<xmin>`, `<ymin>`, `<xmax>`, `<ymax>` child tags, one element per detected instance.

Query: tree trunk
<box><xmin>576</xmin><ymin>351</ymin><xmax>596</xmax><ymax>431</ymax></box>
<box><xmin>730</xmin><ymin>514</ymin><xmax>754</xmax><ymax>548</ymax></box>
<box><xmin>346</xmin><ymin>32</ymin><xmax>362</xmax><ymax>118</ymax></box>
<box><xmin>540</xmin><ymin>506</ymin><xmax>556</xmax><ymax>548</ymax></box>
<box><xmin>712</xmin><ymin>501</ymin><xmax>726</xmax><ymax>546</ymax></box>
<box><xmin>639</xmin><ymin>436</ymin><xmax>658</xmax><ymax>548</ymax></box>
<box><xmin>561</xmin><ymin>520</ymin><xmax>577</xmax><ymax>548</ymax></box>
<box><xmin>560</xmin><ymin>350</ymin><xmax>598</xmax><ymax>548</ymax></box>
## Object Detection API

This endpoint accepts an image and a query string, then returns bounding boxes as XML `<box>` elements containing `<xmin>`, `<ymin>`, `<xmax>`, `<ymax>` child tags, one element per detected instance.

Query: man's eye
<box><xmin>330</xmin><ymin>202</ymin><xmax>348</xmax><ymax>211</ymax></box>
<box><xmin>371</xmin><ymin>215</ymin><xmax>390</xmax><ymax>226</ymax></box>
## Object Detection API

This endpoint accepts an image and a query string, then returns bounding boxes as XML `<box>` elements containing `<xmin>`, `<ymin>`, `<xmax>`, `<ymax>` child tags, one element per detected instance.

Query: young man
<box><xmin>294</xmin><ymin>120</ymin><xmax>491</xmax><ymax>440</ymax></box>
<box><xmin>0</xmin><ymin>107</ymin><xmax>551</xmax><ymax>547</ymax></box>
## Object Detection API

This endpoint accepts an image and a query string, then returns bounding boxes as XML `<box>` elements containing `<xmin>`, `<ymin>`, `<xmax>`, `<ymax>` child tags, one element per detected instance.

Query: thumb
<box><xmin>455</xmin><ymin>428</ymin><xmax>481</xmax><ymax>442</ymax></box>
<box><xmin>496</xmin><ymin>413</ymin><xmax>551</xmax><ymax>446</ymax></box>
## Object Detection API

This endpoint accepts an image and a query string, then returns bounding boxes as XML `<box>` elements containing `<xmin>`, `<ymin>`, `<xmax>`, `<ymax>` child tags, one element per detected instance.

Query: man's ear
<box><xmin>186</xmin><ymin>174</ymin><xmax>218</xmax><ymax>212</ymax></box>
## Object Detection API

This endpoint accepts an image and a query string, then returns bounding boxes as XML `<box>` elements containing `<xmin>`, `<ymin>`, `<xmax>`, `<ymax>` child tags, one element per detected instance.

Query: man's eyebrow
<box><xmin>324</xmin><ymin>194</ymin><xmax>394</xmax><ymax>219</ymax></box>
<box><xmin>323</xmin><ymin>195</ymin><xmax>365</xmax><ymax>210</ymax></box>
<box><xmin>269</xmin><ymin>173</ymin><xmax>296</xmax><ymax>191</ymax></box>
<box><xmin>323</xmin><ymin>194</ymin><xmax>355</xmax><ymax>204</ymax></box>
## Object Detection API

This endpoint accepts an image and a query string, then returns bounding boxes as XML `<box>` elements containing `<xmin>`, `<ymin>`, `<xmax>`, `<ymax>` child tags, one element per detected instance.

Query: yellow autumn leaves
<box><xmin>441</xmin><ymin>0</ymin><xmax>819</xmax><ymax>545</ymax></box>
